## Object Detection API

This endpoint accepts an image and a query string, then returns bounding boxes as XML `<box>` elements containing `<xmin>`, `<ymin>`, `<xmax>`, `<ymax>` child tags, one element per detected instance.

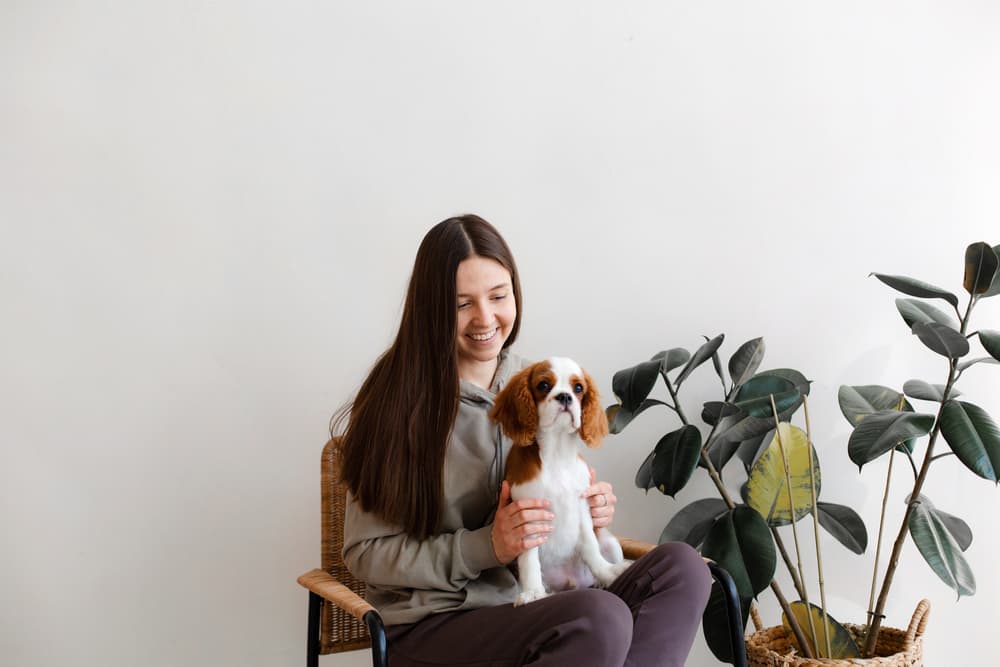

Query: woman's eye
<box><xmin>458</xmin><ymin>302</ymin><xmax>470</xmax><ymax>310</ymax></box>
<box><xmin>537</xmin><ymin>381</ymin><xmax>551</xmax><ymax>393</ymax></box>
<box><xmin>573</xmin><ymin>383</ymin><xmax>584</xmax><ymax>394</ymax></box>
<box><xmin>491</xmin><ymin>294</ymin><xmax>507</xmax><ymax>301</ymax></box>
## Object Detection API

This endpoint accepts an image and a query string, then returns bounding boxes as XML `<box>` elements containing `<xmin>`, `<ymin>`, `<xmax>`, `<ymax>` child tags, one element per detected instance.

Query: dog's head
<box><xmin>489</xmin><ymin>357</ymin><xmax>608</xmax><ymax>448</ymax></box>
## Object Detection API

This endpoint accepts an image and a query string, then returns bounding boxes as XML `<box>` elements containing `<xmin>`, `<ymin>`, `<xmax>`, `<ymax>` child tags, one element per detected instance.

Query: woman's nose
<box><xmin>471</xmin><ymin>301</ymin><xmax>492</xmax><ymax>323</ymax></box>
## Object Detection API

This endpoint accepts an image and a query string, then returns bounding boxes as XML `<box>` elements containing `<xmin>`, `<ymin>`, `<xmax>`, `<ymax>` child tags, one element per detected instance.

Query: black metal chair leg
<box><xmin>707</xmin><ymin>562</ymin><xmax>747</xmax><ymax>667</ymax></box>
<box><xmin>307</xmin><ymin>592</ymin><xmax>321</xmax><ymax>667</ymax></box>
<box><xmin>364</xmin><ymin>610</ymin><xmax>388</xmax><ymax>667</ymax></box>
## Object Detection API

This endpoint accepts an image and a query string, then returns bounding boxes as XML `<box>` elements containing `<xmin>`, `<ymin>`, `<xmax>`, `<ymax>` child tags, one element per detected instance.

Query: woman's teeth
<box><xmin>469</xmin><ymin>328</ymin><xmax>497</xmax><ymax>341</ymax></box>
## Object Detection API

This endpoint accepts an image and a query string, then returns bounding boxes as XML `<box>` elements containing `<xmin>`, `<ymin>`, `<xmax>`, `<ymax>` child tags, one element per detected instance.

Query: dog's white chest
<box><xmin>511</xmin><ymin>457</ymin><xmax>590</xmax><ymax>561</ymax></box>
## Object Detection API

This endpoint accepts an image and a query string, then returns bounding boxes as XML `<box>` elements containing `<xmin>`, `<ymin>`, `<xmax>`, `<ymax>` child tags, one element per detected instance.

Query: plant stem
<box><xmin>771</xmin><ymin>526</ymin><xmax>806</xmax><ymax>600</ymax></box>
<box><xmin>803</xmin><ymin>396</ymin><xmax>831</xmax><ymax>658</ymax></box>
<box><xmin>863</xmin><ymin>295</ymin><xmax>974</xmax><ymax>656</ymax></box>
<box><xmin>663</xmin><ymin>375</ymin><xmax>691</xmax><ymax>426</ymax></box>
<box><xmin>771</xmin><ymin>397</ymin><xmax>818</xmax><ymax>656</ymax></box>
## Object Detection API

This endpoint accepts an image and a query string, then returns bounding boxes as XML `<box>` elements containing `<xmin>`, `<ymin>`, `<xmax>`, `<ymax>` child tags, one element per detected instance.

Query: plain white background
<box><xmin>3</xmin><ymin>2</ymin><xmax>999</xmax><ymax>665</ymax></box>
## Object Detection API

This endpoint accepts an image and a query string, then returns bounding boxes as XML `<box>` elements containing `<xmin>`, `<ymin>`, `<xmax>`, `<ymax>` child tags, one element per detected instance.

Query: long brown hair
<box><xmin>334</xmin><ymin>215</ymin><xmax>522</xmax><ymax>539</ymax></box>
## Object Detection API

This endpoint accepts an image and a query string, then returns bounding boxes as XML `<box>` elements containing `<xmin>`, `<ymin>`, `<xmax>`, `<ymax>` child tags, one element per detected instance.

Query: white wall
<box><xmin>3</xmin><ymin>2</ymin><xmax>999</xmax><ymax>665</ymax></box>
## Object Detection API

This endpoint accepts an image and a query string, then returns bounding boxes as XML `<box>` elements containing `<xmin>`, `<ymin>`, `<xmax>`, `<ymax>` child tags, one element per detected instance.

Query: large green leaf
<box><xmin>761</xmin><ymin>368</ymin><xmax>812</xmax><ymax>398</ymax></box>
<box><xmin>912</xmin><ymin>322</ymin><xmax>970</xmax><ymax>358</ymax></box>
<box><xmin>729</xmin><ymin>337</ymin><xmax>766</xmax><ymax>388</ymax></box>
<box><xmin>926</xmin><ymin>503</ymin><xmax>974</xmax><ymax>551</ymax></box>
<box><xmin>703</xmin><ymin>582</ymin><xmax>751</xmax><ymax>664</ymax></box>
<box><xmin>715</xmin><ymin>413</ymin><xmax>786</xmax><ymax>448</ymax></box>
<box><xmin>848</xmin><ymin>410</ymin><xmax>936</xmax><ymax>468</ymax></box>
<box><xmin>704</xmin><ymin>435</ymin><xmax>744</xmax><ymax>474</ymax></box>
<box><xmin>957</xmin><ymin>357</ymin><xmax>1000</xmax><ymax>372</ymax></box>
<box><xmin>747</xmin><ymin>424</ymin><xmax>820</xmax><ymax>526</ymax></box>
<box><xmin>736</xmin><ymin>432</ymin><xmax>771</xmax><ymax>470</ymax></box>
<box><xmin>895</xmin><ymin>298</ymin><xmax>956</xmax><ymax>329</ymax></box>
<box><xmin>652</xmin><ymin>347</ymin><xmax>691</xmax><ymax>373</ymax></box>
<box><xmin>733</xmin><ymin>374</ymin><xmax>801</xmax><ymax>418</ymax></box>
<box><xmin>701</xmin><ymin>401</ymin><xmax>744</xmax><ymax>426</ymax></box>
<box><xmin>783</xmin><ymin>601</ymin><xmax>861</xmax><ymax>659</ymax></box>
<box><xmin>606</xmin><ymin>399</ymin><xmax>667</xmax><ymax>434</ymax></box>
<box><xmin>612</xmin><ymin>359</ymin><xmax>661</xmax><ymax>412</ymax></box>
<box><xmin>965</xmin><ymin>241</ymin><xmax>1000</xmax><ymax>295</ymax></box>
<box><xmin>837</xmin><ymin>385</ymin><xmax>911</xmax><ymax>425</ymax></box>
<box><xmin>984</xmin><ymin>244</ymin><xmax>1000</xmax><ymax>298</ymax></box>
<box><xmin>736</xmin><ymin>374</ymin><xmax>796</xmax><ymax>403</ymax></box>
<box><xmin>908</xmin><ymin>495</ymin><xmax>976</xmax><ymax>598</ymax></box>
<box><xmin>939</xmin><ymin>400</ymin><xmax>1000</xmax><ymax>482</ymax></box>
<box><xmin>711</xmin><ymin>345</ymin><xmax>725</xmax><ymax>385</ymax></box>
<box><xmin>735</xmin><ymin>389</ymin><xmax>801</xmax><ymax>420</ymax></box>
<box><xmin>815</xmin><ymin>502</ymin><xmax>868</xmax><ymax>555</ymax></box>
<box><xmin>650</xmin><ymin>425</ymin><xmax>703</xmax><ymax>497</ymax></box>
<box><xmin>635</xmin><ymin>448</ymin><xmax>655</xmax><ymax>491</ymax></box>
<box><xmin>979</xmin><ymin>329</ymin><xmax>1000</xmax><ymax>362</ymax></box>
<box><xmin>903</xmin><ymin>379</ymin><xmax>959</xmax><ymax>402</ymax></box>
<box><xmin>711</xmin><ymin>370</ymin><xmax>808</xmax><ymax>449</ymax></box>
<box><xmin>658</xmin><ymin>498</ymin><xmax>730</xmax><ymax>547</ymax></box>
<box><xmin>675</xmin><ymin>334</ymin><xmax>725</xmax><ymax>388</ymax></box>
<box><xmin>872</xmin><ymin>273</ymin><xmax>959</xmax><ymax>307</ymax></box>
<box><xmin>701</xmin><ymin>506</ymin><xmax>777</xmax><ymax>599</ymax></box>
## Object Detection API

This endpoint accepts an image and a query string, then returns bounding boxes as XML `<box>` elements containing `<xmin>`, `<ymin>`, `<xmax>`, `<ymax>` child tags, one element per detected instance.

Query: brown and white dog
<box><xmin>489</xmin><ymin>357</ymin><xmax>630</xmax><ymax>606</ymax></box>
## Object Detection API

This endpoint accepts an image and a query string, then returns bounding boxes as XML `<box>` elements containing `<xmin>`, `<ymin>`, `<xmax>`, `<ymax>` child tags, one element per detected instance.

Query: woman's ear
<box><xmin>489</xmin><ymin>366</ymin><xmax>538</xmax><ymax>446</ymax></box>
<box><xmin>578</xmin><ymin>369</ymin><xmax>609</xmax><ymax>448</ymax></box>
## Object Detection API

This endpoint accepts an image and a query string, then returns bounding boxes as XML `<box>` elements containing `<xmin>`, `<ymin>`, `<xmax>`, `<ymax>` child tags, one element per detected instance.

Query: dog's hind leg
<box><xmin>514</xmin><ymin>547</ymin><xmax>549</xmax><ymax>606</ymax></box>
<box><xmin>596</xmin><ymin>527</ymin><xmax>624</xmax><ymax>564</ymax></box>
<box><xmin>577</xmin><ymin>510</ymin><xmax>631</xmax><ymax>587</ymax></box>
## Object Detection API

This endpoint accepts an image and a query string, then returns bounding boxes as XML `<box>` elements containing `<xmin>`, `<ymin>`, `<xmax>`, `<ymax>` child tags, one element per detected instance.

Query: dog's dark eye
<box><xmin>573</xmin><ymin>383</ymin><xmax>584</xmax><ymax>394</ymax></box>
<box><xmin>536</xmin><ymin>381</ymin><xmax>551</xmax><ymax>393</ymax></box>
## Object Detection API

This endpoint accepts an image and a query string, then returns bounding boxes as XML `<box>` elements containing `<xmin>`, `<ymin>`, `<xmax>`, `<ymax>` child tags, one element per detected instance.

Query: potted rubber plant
<box><xmin>835</xmin><ymin>240</ymin><xmax>1000</xmax><ymax>657</ymax></box>
<box><xmin>606</xmin><ymin>241</ymin><xmax>1000</xmax><ymax>666</ymax></box>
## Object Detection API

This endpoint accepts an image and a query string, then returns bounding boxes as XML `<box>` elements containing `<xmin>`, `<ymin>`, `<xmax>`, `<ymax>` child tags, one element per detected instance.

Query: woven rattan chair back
<box><xmin>319</xmin><ymin>438</ymin><xmax>372</xmax><ymax>654</ymax></box>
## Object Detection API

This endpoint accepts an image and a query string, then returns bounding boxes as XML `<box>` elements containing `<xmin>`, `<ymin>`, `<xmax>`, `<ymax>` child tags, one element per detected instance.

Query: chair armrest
<box><xmin>297</xmin><ymin>568</ymin><xmax>376</xmax><ymax>622</ymax></box>
<box><xmin>617</xmin><ymin>538</ymin><xmax>716</xmax><ymax>566</ymax></box>
<box><xmin>617</xmin><ymin>537</ymin><xmax>656</xmax><ymax>560</ymax></box>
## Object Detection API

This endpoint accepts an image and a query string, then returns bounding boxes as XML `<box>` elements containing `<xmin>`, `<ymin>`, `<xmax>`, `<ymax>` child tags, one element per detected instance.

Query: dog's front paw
<box><xmin>515</xmin><ymin>589</ymin><xmax>550</xmax><ymax>606</ymax></box>
<box><xmin>595</xmin><ymin>559</ymin><xmax>633</xmax><ymax>587</ymax></box>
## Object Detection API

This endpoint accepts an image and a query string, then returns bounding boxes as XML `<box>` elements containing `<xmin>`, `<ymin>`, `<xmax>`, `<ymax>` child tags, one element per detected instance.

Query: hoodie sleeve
<box><xmin>342</xmin><ymin>492</ymin><xmax>503</xmax><ymax>591</ymax></box>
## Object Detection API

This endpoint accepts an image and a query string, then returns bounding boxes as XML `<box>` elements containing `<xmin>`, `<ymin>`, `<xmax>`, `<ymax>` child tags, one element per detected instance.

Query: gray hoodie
<box><xmin>342</xmin><ymin>350</ymin><xmax>531</xmax><ymax>626</ymax></box>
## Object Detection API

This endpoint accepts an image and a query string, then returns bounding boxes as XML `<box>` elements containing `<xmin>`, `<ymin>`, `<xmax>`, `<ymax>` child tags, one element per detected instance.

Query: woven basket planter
<box><xmin>746</xmin><ymin>599</ymin><xmax>930</xmax><ymax>667</ymax></box>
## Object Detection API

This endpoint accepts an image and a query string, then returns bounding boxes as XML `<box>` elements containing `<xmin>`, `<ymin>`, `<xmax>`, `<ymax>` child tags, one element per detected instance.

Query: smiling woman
<box><xmin>335</xmin><ymin>215</ymin><xmax>524</xmax><ymax>541</ymax></box>
<box><xmin>330</xmin><ymin>214</ymin><xmax>711</xmax><ymax>667</ymax></box>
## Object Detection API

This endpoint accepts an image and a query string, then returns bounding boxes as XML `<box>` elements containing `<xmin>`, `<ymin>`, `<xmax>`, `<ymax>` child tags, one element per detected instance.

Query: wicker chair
<box><xmin>297</xmin><ymin>439</ymin><xmax>748</xmax><ymax>667</ymax></box>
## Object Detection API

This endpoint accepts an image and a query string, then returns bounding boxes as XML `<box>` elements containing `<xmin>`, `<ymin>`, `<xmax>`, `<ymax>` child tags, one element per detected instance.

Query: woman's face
<box><xmin>455</xmin><ymin>255</ymin><xmax>517</xmax><ymax>374</ymax></box>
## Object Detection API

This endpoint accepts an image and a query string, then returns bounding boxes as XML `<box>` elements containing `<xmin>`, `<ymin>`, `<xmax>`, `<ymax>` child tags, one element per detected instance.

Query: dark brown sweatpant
<box><xmin>385</xmin><ymin>542</ymin><xmax>713</xmax><ymax>666</ymax></box>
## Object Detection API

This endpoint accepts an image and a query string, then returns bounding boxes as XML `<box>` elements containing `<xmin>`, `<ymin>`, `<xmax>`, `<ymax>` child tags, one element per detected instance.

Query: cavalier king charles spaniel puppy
<box><xmin>489</xmin><ymin>357</ymin><xmax>630</xmax><ymax>606</ymax></box>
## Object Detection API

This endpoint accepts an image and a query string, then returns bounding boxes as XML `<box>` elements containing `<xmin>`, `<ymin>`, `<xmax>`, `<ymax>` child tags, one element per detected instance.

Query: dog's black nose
<box><xmin>555</xmin><ymin>392</ymin><xmax>572</xmax><ymax>407</ymax></box>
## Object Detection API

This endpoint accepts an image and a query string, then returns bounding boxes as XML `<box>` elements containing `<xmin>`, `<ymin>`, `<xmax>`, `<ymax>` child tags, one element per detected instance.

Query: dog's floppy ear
<box><xmin>489</xmin><ymin>365</ymin><xmax>538</xmax><ymax>446</ymax></box>
<box><xmin>578</xmin><ymin>368</ymin><xmax>609</xmax><ymax>448</ymax></box>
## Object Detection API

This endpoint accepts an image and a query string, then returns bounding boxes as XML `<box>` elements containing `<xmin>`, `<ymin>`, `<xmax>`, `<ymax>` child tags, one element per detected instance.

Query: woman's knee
<box><xmin>530</xmin><ymin>588</ymin><xmax>633</xmax><ymax>662</ymax></box>
<box><xmin>566</xmin><ymin>588</ymin><xmax>632</xmax><ymax>633</ymax></box>
<box><xmin>650</xmin><ymin>542</ymin><xmax>713</xmax><ymax>600</ymax></box>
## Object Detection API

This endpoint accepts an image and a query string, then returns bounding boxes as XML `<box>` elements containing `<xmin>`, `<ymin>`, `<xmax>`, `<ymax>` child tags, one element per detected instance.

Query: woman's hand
<box><xmin>491</xmin><ymin>480</ymin><xmax>554</xmax><ymax>565</ymax></box>
<box><xmin>583</xmin><ymin>466</ymin><xmax>616</xmax><ymax>529</ymax></box>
